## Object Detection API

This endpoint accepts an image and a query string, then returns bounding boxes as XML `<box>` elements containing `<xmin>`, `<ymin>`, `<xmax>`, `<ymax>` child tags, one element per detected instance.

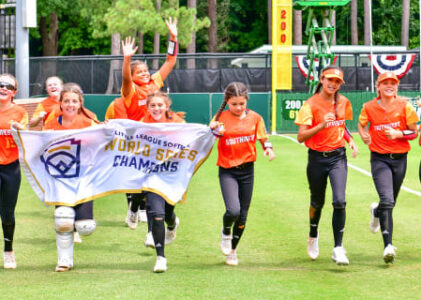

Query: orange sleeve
<box><xmin>405</xmin><ymin>102</ymin><xmax>420</xmax><ymax>125</ymax></box>
<box><xmin>105</xmin><ymin>102</ymin><xmax>115</xmax><ymax>120</ymax></box>
<box><xmin>359</xmin><ymin>106</ymin><xmax>369</xmax><ymax>127</ymax></box>
<box><xmin>294</xmin><ymin>102</ymin><xmax>313</xmax><ymax>126</ymax></box>
<box><xmin>44</xmin><ymin>110</ymin><xmax>56</xmax><ymax>124</ymax></box>
<box><xmin>32</xmin><ymin>103</ymin><xmax>45</xmax><ymax>119</ymax></box>
<box><xmin>151</xmin><ymin>72</ymin><xmax>164</xmax><ymax>89</ymax></box>
<box><xmin>345</xmin><ymin>99</ymin><xmax>353</xmax><ymax>120</ymax></box>
<box><xmin>121</xmin><ymin>84</ymin><xmax>135</xmax><ymax>107</ymax></box>
<box><xmin>256</xmin><ymin>118</ymin><xmax>268</xmax><ymax>140</ymax></box>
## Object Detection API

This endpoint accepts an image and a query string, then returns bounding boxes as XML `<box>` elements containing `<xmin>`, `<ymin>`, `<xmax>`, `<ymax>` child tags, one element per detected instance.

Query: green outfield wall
<box><xmin>82</xmin><ymin>92</ymin><xmax>421</xmax><ymax>134</ymax></box>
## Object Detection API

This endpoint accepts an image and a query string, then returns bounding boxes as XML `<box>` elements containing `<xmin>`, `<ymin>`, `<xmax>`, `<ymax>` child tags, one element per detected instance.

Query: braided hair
<box><xmin>214</xmin><ymin>82</ymin><xmax>249</xmax><ymax>121</ymax></box>
<box><xmin>316</xmin><ymin>66</ymin><xmax>343</xmax><ymax>118</ymax></box>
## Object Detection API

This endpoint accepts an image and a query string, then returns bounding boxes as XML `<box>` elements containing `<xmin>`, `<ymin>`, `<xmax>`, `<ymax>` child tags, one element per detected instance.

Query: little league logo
<box><xmin>40</xmin><ymin>138</ymin><xmax>82</xmax><ymax>178</ymax></box>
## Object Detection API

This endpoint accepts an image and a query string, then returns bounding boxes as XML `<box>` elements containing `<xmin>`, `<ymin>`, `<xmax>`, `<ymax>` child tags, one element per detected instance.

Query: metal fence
<box><xmin>0</xmin><ymin>51</ymin><xmax>420</xmax><ymax>96</ymax></box>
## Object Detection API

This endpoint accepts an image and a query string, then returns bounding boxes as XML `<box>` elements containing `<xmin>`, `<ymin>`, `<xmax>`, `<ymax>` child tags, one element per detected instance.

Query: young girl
<box><xmin>358</xmin><ymin>71</ymin><xmax>419</xmax><ymax>264</ymax></box>
<box><xmin>29</xmin><ymin>76</ymin><xmax>63</xmax><ymax>128</ymax></box>
<box><xmin>210</xmin><ymin>82</ymin><xmax>275</xmax><ymax>266</ymax></box>
<box><xmin>43</xmin><ymin>83</ymin><xmax>98</xmax><ymax>272</ymax></box>
<box><xmin>0</xmin><ymin>74</ymin><xmax>28</xmax><ymax>269</ymax></box>
<box><xmin>294</xmin><ymin>66</ymin><xmax>358</xmax><ymax>265</ymax></box>
<box><xmin>111</xmin><ymin>18</ymin><xmax>178</xmax><ymax>229</ymax></box>
<box><xmin>140</xmin><ymin>91</ymin><xmax>184</xmax><ymax>273</ymax></box>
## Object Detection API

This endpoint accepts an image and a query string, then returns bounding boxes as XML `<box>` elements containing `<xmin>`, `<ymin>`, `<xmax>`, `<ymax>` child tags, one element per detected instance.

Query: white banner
<box><xmin>12</xmin><ymin>119</ymin><xmax>216</xmax><ymax>206</ymax></box>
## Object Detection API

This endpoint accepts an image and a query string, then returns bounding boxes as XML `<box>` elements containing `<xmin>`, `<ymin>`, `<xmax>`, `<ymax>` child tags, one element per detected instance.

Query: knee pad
<box><xmin>75</xmin><ymin>219</ymin><xmax>96</xmax><ymax>236</ymax></box>
<box><xmin>54</xmin><ymin>207</ymin><xmax>75</xmax><ymax>233</ymax></box>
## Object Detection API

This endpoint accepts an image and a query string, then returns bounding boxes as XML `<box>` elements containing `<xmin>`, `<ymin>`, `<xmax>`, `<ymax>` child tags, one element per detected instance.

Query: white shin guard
<box><xmin>75</xmin><ymin>219</ymin><xmax>96</xmax><ymax>236</ymax></box>
<box><xmin>56</xmin><ymin>231</ymin><xmax>74</xmax><ymax>268</ymax></box>
<box><xmin>54</xmin><ymin>206</ymin><xmax>75</xmax><ymax>268</ymax></box>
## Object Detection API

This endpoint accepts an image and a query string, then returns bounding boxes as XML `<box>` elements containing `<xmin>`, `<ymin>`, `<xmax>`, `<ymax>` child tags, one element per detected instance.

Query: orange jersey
<box><xmin>105</xmin><ymin>98</ymin><xmax>128</xmax><ymax>120</ymax></box>
<box><xmin>295</xmin><ymin>93</ymin><xmax>353</xmax><ymax>152</ymax></box>
<box><xmin>43</xmin><ymin>114</ymin><xmax>95</xmax><ymax>130</ymax></box>
<box><xmin>140</xmin><ymin>111</ymin><xmax>185</xmax><ymax>124</ymax></box>
<box><xmin>119</xmin><ymin>72</ymin><xmax>164</xmax><ymax>121</ymax></box>
<box><xmin>33</xmin><ymin>97</ymin><xmax>60</xmax><ymax>124</ymax></box>
<box><xmin>215</xmin><ymin>109</ymin><xmax>268</xmax><ymax>168</ymax></box>
<box><xmin>359</xmin><ymin>96</ymin><xmax>419</xmax><ymax>154</ymax></box>
<box><xmin>0</xmin><ymin>104</ymin><xmax>28</xmax><ymax>164</ymax></box>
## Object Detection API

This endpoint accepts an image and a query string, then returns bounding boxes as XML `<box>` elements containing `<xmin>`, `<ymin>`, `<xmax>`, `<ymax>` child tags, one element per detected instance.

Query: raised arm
<box><xmin>121</xmin><ymin>37</ymin><xmax>138</xmax><ymax>98</ymax></box>
<box><xmin>158</xmin><ymin>17</ymin><xmax>178</xmax><ymax>81</ymax></box>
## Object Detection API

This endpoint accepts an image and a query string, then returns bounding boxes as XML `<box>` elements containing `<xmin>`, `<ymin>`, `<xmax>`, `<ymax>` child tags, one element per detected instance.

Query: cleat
<box><xmin>307</xmin><ymin>236</ymin><xmax>319</xmax><ymax>260</ymax></box>
<box><xmin>153</xmin><ymin>256</ymin><xmax>167</xmax><ymax>273</ymax></box>
<box><xmin>220</xmin><ymin>230</ymin><xmax>232</xmax><ymax>256</ymax></box>
<box><xmin>138</xmin><ymin>210</ymin><xmax>147</xmax><ymax>223</ymax></box>
<box><xmin>3</xmin><ymin>252</ymin><xmax>16</xmax><ymax>269</ymax></box>
<box><xmin>383</xmin><ymin>244</ymin><xmax>396</xmax><ymax>264</ymax></box>
<box><xmin>73</xmin><ymin>231</ymin><xmax>82</xmax><ymax>244</ymax></box>
<box><xmin>125</xmin><ymin>209</ymin><xmax>138</xmax><ymax>230</ymax></box>
<box><xmin>165</xmin><ymin>217</ymin><xmax>179</xmax><ymax>245</ymax></box>
<box><xmin>225</xmin><ymin>250</ymin><xmax>238</xmax><ymax>266</ymax></box>
<box><xmin>55</xmin><ymin>257</ymin><xmax>73</xmax><ymax>272</ymax></box>
<box><xmin>332</xmin><ymin>246</ymin><xmax>349</xmax><ymax>265</ymax></box>
<box><xmin>144</xmin><ymin>231</ymin><xmax>155</xmax><ymax>248</ymax></box>
<box><xmin>369</xmin><ymin>202</ymin><xmax>380</xmax><ymax>233</ymax></box>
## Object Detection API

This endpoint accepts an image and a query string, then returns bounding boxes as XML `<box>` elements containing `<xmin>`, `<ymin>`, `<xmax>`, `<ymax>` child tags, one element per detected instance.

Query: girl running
<box><xmin>109</xmin><ymin>18</ymin><xmax>178</xmax><ymax>229</ymax></box>
<box><xmin>0</xmin><ymin>73</ymin><xmax>28</xmax><ymax>269</ymax></box>
<box><xmin>44</xmin><ymin>83</ymin><xmax>99</xmax><ymax>272</ymax></box>
<box><xmin>294</xmin><ymin>66</ymin><xmax>358</xmax><ymax>265</ymax></box>
<box><xmin>358</xmin><ymin>71</ymin><xmax>419</xmax><ymax>264</ymax></box>
<box><xmin>210</xmin><ymin>82</ymin><xmax>275</xmax><ymax>266</ymax></box>
<box><xmin>140</xmin><ymin>91</ymin><xmax>184</xmax><ymax>273</ymax></box>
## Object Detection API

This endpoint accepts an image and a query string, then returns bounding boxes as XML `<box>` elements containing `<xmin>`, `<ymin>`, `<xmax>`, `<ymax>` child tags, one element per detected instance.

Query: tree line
<box><xmin>2</xmin><ymin>0</ymin><xmax>420</xmax><ymax>57</ymax></box>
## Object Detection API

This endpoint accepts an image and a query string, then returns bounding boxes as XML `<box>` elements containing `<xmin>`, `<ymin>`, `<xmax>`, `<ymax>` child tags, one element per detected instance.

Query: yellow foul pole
<box><xmin>271</xmin><ymin>0</ymin><xmax>292</xmax><ymax>133</ymax></box>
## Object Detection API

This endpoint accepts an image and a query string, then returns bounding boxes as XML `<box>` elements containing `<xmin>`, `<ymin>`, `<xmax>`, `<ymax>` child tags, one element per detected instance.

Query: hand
<box><xmin>121</xmin><ymin>36</ymin><xmax>138</xmax><ymax>58</ymax></box>
<box><xmin>210</xmin><ymin>121</ymin><xmax>225</xmax><ymax>136</ymax></box>
<box><xmin>348</xmin><ymin>138</ymin><xmax>359</xmax><ymax>158</ymax></box>
<box><xmin>10</xmin><ymin>121</ymin><xmax>25</xmax><ymax>130</ymax></box>
<box><xmin>320</xmin><ymin>112</ymin><xmax>336</xmax><ymax>129</ymax></box>
<box><xmin>165</xmin><ymin>17</ymin><xmax>178</xmax><ymax>39</ymax></box>
<box><xmin>264</xmin><ymin>148</ymin><xmax>275</xmax><ymax>161</ymax></box>
<box><xmin>360</xmin><ymin>131</ymin><xmax>371</xmax><ymax>145</ymax></box>
<box><xmin>384</xmin><ymin>127</ymin><xmax>402</xmax><ymax>140</ymax></box>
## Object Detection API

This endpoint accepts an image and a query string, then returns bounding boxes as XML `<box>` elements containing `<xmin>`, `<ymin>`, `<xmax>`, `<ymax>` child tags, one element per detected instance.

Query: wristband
<box><xmin>401</xmin><ymin>130</ymin><xmax>417</xmax><ymax>140</ymax></box>
<box><xmin>264</xmin><ymin>141</ymin><xmax>273</xmax><ymax>149</ymax></box>
<box><xmin>167</xmin><ymin>40</ymin><xmax>177</xmax><ymax>56</ymax></box>
<box><xmin>344</xmin><ymin>127</ymin><xmax>352</xmax><ymax>142</ymax></box>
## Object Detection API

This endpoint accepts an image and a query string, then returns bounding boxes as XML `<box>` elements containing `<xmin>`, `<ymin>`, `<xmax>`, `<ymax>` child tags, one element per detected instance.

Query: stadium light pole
<box><xmin>369</xmin><ymin>0</ymin><xmax>374</xmax><ymax>92</ymax></box>
<box><xmin>15</xmin><ymin>0</ymin><xmax>36</xmax><ymax>99</ymax></box>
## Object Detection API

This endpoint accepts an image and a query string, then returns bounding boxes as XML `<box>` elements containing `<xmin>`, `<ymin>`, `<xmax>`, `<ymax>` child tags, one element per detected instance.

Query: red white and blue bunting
<box><xmin>369</xmin><ymin>54</ymin><xmax>416</xmax><ymax>78</ymax></box>
<box><xmin>295</xmin><ymin>56</ymin><xmax>338</xmax><ymax>79</ymax></box>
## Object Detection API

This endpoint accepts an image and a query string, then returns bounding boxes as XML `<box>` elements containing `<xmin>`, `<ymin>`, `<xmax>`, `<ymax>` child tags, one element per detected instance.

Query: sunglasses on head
<box><xmin>0</xmin><ymin>82</ymin><xmax>15</xmax><ymax>91</ymax></box>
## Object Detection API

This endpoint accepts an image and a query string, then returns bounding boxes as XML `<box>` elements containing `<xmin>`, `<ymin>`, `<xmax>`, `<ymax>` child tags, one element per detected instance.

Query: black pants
<box><xmin>0</xmin><ymin>160</ymin><xmax>21</xmax><ymax>251</ymax></box>
<box><xmin>219</xmin><ymin>162</ymin><xmax>254</xmax><ymax>250</ymax></box>
<box><xmin>145</xmin><ymin>192</ymin><xmax>176</xmax><ymax>257</ymax></box>
<box><xmin>307</xmin><ymin>148</ymin><xmax>347</xmax><ymax>210</ymax></box>
<box><xmin>371</xmin><ymin>152</ymin><xmax>407</xmax><ymax>210</ymax></box>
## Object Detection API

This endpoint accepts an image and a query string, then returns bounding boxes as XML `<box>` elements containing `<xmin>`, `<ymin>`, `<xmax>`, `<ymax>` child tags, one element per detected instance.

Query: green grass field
<box><xmin>2</xmin><ymin>135</ymin><xmax>421</xmax><ymax>299</ymax></box>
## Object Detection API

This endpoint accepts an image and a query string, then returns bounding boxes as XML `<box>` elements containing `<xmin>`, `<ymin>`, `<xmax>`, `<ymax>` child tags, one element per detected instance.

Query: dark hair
<box><xmin>146</xmin><ymin>91</ymin><xmax>185</xmax><ymax>120</ymax></box>
<box><xmin>60</xmin><ymin>82</ymin><xmax>99</xmax><ymax>123</ymax></box>
<box><xmin>130</xmin><ymin>60</ymin><xmax>148</xmax><ymax>75</ymax></box>
<box><xmin>214</xmin><ymin>82</ymin><xmax>249</xmax><ymax>121</ymax></box>
<box><xmin>315</xmin><ymin>65</ymin><xmax>343</xmax><ymax>118</ymax></box>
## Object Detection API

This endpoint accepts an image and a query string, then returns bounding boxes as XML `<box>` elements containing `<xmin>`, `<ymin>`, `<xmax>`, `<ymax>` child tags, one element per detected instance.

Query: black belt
<box><xmin>309</xmin><ymin>147</ymin><xmax>344</xmax><ymax>158</ymax></box>
<box><xmin>232</xmin><ymin>162</ymin><xmax>253</xmax><ymax>169</ymax></box>
<box><xmin>372</xmin><ymin>152</ymin><xmax>407</xmax><ymax>160</ymax></box>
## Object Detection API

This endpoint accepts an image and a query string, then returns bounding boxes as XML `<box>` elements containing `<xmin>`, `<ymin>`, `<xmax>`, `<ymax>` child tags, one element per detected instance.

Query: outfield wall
<box><xmin>79</xmin><ymin>92</ymin><xmax>421</xmax><ymax>134</ymax></box>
